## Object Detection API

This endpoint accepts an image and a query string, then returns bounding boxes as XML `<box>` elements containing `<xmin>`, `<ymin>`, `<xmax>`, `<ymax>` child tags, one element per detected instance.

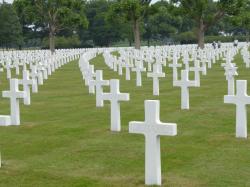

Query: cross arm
<box><xmin>119</xmin><ymin>93</ymin><xmax>130</xmax><ymax>102</ymax></box>
<box><xmin>2</xmin><ymin>91</ymin><xmax>10</xmax><ymax>98</ymax></box>
<box><xmin>156</xmin><ymin>122</ymin><xmax>177</xmax><ymax>136</ymax></box>
<box><xmin>224</xmin><ymin>95</ymin><xmax>237</xmax><ymax>104</ymax></box>
<box><xmin>129</xmin><ymin>121</ymin><xmax>146</xmax><ymax>135</ymax></box>
<box><xmin>101</xmin><ymin>93</ymin><xmax>111</xmax><ymax>101</ymax></box>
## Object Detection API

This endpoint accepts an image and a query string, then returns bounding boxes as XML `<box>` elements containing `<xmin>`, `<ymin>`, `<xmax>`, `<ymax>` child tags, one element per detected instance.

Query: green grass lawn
<box><xmin>0</xmin><ymin>52</ymin><xmax>250</xmax><ymax>187</ymax></box>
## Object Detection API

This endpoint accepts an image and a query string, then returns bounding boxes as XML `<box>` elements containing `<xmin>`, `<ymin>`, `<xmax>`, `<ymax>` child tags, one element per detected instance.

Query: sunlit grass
<box><xmin>0</xmin><ymin>52</ymin><xmax>250</xmax><ymax>186</ymax></box>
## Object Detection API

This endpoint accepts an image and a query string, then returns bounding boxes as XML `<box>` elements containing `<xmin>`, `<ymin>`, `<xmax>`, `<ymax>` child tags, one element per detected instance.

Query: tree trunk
<box><xmin>133</xmin><ymin>19</ymin><xmax>141</xmax><ymax>50</ymax></box>
<box><xmin>49</xmin><ymin>32</ymin><xmax>55</xmax><ymax>54</ymax></box>
<box><xmin>129</xmin><ymin>39</ymin><xmax>132</xmax><ymax>47</ymax></box>
<box><xmin>197</xmin><ymin>18</ymin><xmax>205</xmax><ymax>49</ymax></box>
<box><xmin>246</xmin><ymin>31</ymin><xmax>249</xmax><ymax>43</ymax></box>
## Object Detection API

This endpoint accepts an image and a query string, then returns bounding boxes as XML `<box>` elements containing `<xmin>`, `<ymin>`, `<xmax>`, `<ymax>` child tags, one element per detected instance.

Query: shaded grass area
<box><xmin>0</xmin><ymin>53</ymin><xmax>250</xmax><ymax>187</ymax></box>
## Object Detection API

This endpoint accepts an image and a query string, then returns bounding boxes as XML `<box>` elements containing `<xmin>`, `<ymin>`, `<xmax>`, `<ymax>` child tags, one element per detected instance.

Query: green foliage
<box><xmin>108</xmin><ymin>0</ymin><xmax>152</xmax><ymax>48</ymax></box>
<box><xmin>146</xmin><ymin>2</ymin><xmax>182</xmax><ymax>39</ymax></box>
<box><xmin>0</xmin><ymin>0</ymin><xmax>247</xmax><ymax>48</ymax></box>
<box><xmin>231</xmin><ymin>0</ymin><xmax>250</xmax><ymax>36</ymax></box>
<box><xmin>177</xmin><ymin>0</ymin><xmax>244</xmax><ymax>30</ymax></box>
<box><xmin>82</xmin><ymin>0</ymin><xmax>121</xmax><ymax>46</ymax></box>
<box><xmin>110</xmin><ymin>0</ymin><xmax>151</xmax><ymax>21</ymax></box>
<box><xmin>42</xmin><ymin>35</ymin><xmax>81</xmax><ymax>49</ymax></box>
<box><xmin>13</xmin><ymin>0</ymin><xmax>88</xmax><ymax>51</ymax></box>
<box><xmin>14</xmin><ymin>0</ymin><xmax>88</xmax><ymax>31</ymax></box>
<box><xmin>205</xmin><ymin>35</ymin><xmax>248</xmax><ymax>43</ymax></box>
<box><xmin>0</xmin><ymin>2</ymin><xmax>23</xmax><ymax>48</ymax></box>
<box><xmin>173</xmin><ymin>31</ymin><xmax>197</xmax><ymax>44</ymax></box>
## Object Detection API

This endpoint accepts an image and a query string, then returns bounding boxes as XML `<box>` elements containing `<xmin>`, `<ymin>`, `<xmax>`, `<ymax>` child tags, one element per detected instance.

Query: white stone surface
<box><xmin>0</xmin><ymin>115</ymin><xmax>11</xmax><ymax>126</ymax></box>
<box><xmin>132</xmin><ymin>63</ymin><xmax>146</xmax><ymax>87</ymax></box>
<box><xmin>30</xmin><ymin>65</ymin><xmax>39</xmax><ymax>93</ymax></box>
<box><xmin>102</xmin><ymin>79</ymin><xmax>129</xmax><ymax>131</ymax></box>
<box><xmin>174</xmin><ymin>70</ymin><xmax>198</xmax><ymax>109</ymax></box>
<box><xmin>90</xmin><ymin>70</ymin><xmax>109</xmax><ymax>107</ymax></box>
<box><xmin>224</xmin><ymin>80</ymin><xmax>250</xmax><ymax>138</ymax></box>
<box><xmin>147</xmin><ymin>64</ymin><xmax>165</xmax><ymax>95</ymax></box>
<box><xmin>129</xmin><ymin>100</ymin><xmax>177</xmax><ymax>186</ymax></box>
<box><xmin>224</xmin><ymin>63</ymin><xmax>238</xmax><ymax>95</ymax></box>
<box><xmin>19</xmin><ymin>70</ymin><xmax>34</xmax><ymax>105</ymax></box>
<box><xmin>2</xmin><ymin>79</ymin><xmax>26</xmax><ymax>125</ymax></box>
<box><xmin>189</xmin><ymin>60</ymin><xmax>203</xmax><ymax>86</ymax></box>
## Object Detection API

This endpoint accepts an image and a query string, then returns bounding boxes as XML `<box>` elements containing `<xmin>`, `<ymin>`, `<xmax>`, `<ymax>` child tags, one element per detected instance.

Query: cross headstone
<box><xmin>224</xmin><ymin>80</ymin><xmax>250</xmax><ymax>138</ymax></box>
<box><xmin>2</xmin><ymin>79</ymin><xmax>26</xmax><ymax>125</ymax></box>
<box><xmin>30</xmin><ymin>65</ymin><xmax>39</xmax><ymax>93</ymax></box>
<box><xmin>224</xmin><ymin>63</ymin><xmax>238</xmax><ymax>95</ymax></box>
<box><xmin>0</xmin><ymin>115</ymin><xmax>11</xmax><ymax>126</ymax></box>
<box><xmin>147</xmin><ymin>64</ymin><xmax>165</xmax><ymax>96</ymax></box>
<box><xmin>85</xmin><ymin>65</ymin><xmax>95</xmax><ymax>86</ymax></box>
<box><xmin>6</xmin><ymin>61</ymin><xmax>12</xmax><ymax>79</ymax></box>
<box><xmin>125</xmin><ymin>62</ymin><xmax>132</xmax><ymax>80</ymax></box>
<box><xmin>189</xmin><ymin>60</ymin><xmax>203</xmax><ymax>86</ymax></box>
<box><xmin>102</xmin><ymin>79</ymin><xmax>129</xmax><ymax>131</ymax></box>
<box><xmin>132</xmin><ymin>63</ymin><xmax>146</xmax><ymax>87</ymax></box>
<box><xmin>174</xmin><ymin>70</ymin><xmax>198</xmax><ymax>109</ymax></box>
<box><xmin>19</xmin><ymin>70</ymin><xmax>34</xmax><ymax>105</ymax></box>
<box><xmin>90</xmin><ymin>70</ymin><xmax>109</xmax><ymax>107</ymax></box>
<box><xmin>169</xmin><ymin>54</ymin><xmax>182</xmax><ymax>82</ymax></box>
<box><xmin>129</xmin><ymin>100</ymin><xmax>177</xmax><ymax>186</ymax></box>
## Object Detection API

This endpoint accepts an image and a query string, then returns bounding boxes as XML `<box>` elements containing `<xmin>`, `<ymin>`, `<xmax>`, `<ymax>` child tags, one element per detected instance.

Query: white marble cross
<box><xmin>37</xmin><ymin>69</ymin><xmax>44</xmax><ymax>85</ymax></box>
<box><xmin>125</xmin><ymin>62</ymin><xmax>132</xmax><ymax>80</ymax></box>
<box><xmin>19</xmin><ymin>70</ymin><xmax>34</xmax><ymax>105</ymax></box>
<box><xmin>6</xmin><ymin>61</ymin><xmax>12</xmax><ymax>79</ymax></box>
<box><xmin>224</xmin><ymin>80</ymin><xmax>250</xmax><ymax>138</ymax></box>
<box><xmin>85</xmin><ymin>65</ymin><xmax>95</xmax><ymax>87</ymax></box>
<box><xmin>118</xmin><ymin>59</ymin><xmax>123</xmax><ymax>75</ymax></box>
<box><xmin>169</xmin><ymin>54</ymin><xmax>182</xmax><ymax>82</ymax></box>
<box><xmin>132</xmin><ymin>63</ymin><xmax>146</xmax><ymax>87</ymax></box>
<box><xmin>147</xmin><ymin>64</ymin><xmax>165</xmax><ymax>95</ymax></box>
<box><xmin>0</xmin><ymin>114</ymin><xmax>11</xmax><ymax>126</ymax></box>
<box><xmin>15</xmin><ymin>63</ymin><xmax>20</xmax><ymax>75</ymax></box>
<box><xmin>30</xmin><ymin>65</ymin><xmax>39</xmax><ymax>93</ymax></box>
<box><xmin>174</xmin><ymin>70</ymin><xmax>198</xmax><ymax>109</ymax></box>
<box><xmin>224</xmin><ymin>63</ymin><xmax>238</xmax><ymax>95</ymax></box>
<box><xmin>129</xmin><ymin>100</ymin><xmax>177</xmax><ymax>186</ymax></box>
<box><xmin>2</xmin><ymin>79</ymin><xmax>26</xmax><ymax>125</ymax></box>
<box><xmin>102</xmin><ymin>79</ymin><xmax>129</xmax><ymax>131</ymax></box>
<box><xmin>90</xmin><ymin>70</ymin><xmax>109</xmax><ymax>107</ymax></box>
<box><xmin>189</xmin><ymin>60</ymin><xmax>203</xmax><ymax>86</ymax></box>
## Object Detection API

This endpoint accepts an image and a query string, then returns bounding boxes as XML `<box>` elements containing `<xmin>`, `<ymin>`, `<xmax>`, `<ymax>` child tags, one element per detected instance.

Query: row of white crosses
<box><xmin>79</xmin><ymin>50</ymin><xmax>130</xmax><ymax>132</ymax></box>
<box><xmin>241</xmin><ymin>46</ymin><xmax>250</xmax><ymax>68</ymax></box>
<box><xmin>222</xmin><ymin>46</ymin><xmax>250</xmax><ymax>139</ymax></box>
<box><xmin>0</xmin><ymin>49</ymin><xmax>82</xmax><ymax>126</ymax></box>
<box><xmin>2</xmin><ymin>44</ymin><xmax>245</xmax><ymax>185</ymax></box>
<box><xmin>105</xmin><ymin>48</ymin><xmax>203</xmax><ymax>107</ymax></box>
<box><xmin>104</xmin><ymin>44</ymin><xmax>250</xmax><ymax>184</ymax></box>
<box><xmin>79</xmin><ymin>52</ymin><xmax>178</xmax><ymax>186</ymax></box>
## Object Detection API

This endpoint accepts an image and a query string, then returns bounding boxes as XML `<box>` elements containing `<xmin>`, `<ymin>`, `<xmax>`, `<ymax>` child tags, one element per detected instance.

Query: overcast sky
<box><xmin>3</xmin><ymin>0</ymin><xmax>13</xmax><ymax>3</ymax></box>
<box><xmin>3</xmin><ymin>0</ymin><xmax>160</xmax><ymax>4</ymax></box>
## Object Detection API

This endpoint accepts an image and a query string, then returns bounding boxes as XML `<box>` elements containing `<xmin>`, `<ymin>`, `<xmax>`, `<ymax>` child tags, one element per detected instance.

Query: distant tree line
<box><xmin>0</xmin><ymin>0</ymin><xmax>249</xmax><ymax>51</ymax></box>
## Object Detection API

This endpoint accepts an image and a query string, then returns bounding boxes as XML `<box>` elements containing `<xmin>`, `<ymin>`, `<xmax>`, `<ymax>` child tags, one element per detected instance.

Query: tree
<box><xmin>14</xmin><ymin>0</ymin><xmax>88</xmax><ymax>53</ymax></box>
<box><xmin>175</xmin><ymin>0</ymin><xmax>243</xmax><ymax>48</ymax></box>
<box><xmin>83</xmin><ymin>0</ymin><xmax>121</xmax><ymax>47</ymax></box>
<box><xmin>109</xmin><ymin>0</ymin><xmax>151</xmax><ymax>49</ymax></box>
<box><xmin>0</xmin><ymin>2</ymin><xmax>23</xmax><ymax>48</ymax></box>
<box><xmin>144</xmin><ymin>1</ymin><xmax>182</xmax><ymax>45</ymax></box>
<box><xmin>232</xmin><ymin>0</ymin><xmax>250</xmax><ymax>42</ymax></box>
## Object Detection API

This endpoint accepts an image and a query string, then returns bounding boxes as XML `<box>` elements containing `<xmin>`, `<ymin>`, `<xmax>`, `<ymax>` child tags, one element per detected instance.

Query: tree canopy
<box><xmin>0</xmin><ymin>2</ymin><xmax>23</xmax><ymax>48</ymax></box>
<box><xmin>13</xmin><ymin>0</ymin><xmax>88</xmax><ymax>52</ymax></box>
<box><xmin>0</xmin><ymin>0</ymin><xmax>248</xmax><ymax>50</ymax></box>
